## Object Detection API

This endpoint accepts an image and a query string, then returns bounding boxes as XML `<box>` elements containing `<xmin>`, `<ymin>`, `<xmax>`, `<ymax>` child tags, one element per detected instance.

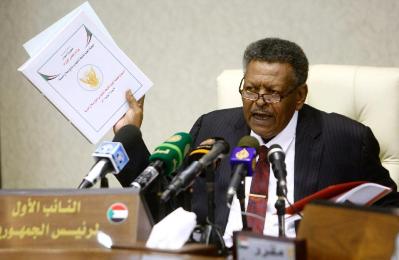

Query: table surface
<box><xmin>0</xmin><ymin>247</ymin><xmax>231</xmax><ymax>260</ymax></box>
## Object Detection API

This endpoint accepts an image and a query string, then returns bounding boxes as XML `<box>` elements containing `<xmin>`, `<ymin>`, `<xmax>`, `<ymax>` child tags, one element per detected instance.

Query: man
<box><xmin>115</xmin><ymin>38</ymin><xmax>398</xmax><ymax>246</ymax></box>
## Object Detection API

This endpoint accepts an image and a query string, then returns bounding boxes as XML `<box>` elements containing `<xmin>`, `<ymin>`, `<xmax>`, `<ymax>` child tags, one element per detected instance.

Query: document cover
<box><xmin>19</xmin><ymin>9</ymin><xmax>152</xmax><ymax>143</ymax></box>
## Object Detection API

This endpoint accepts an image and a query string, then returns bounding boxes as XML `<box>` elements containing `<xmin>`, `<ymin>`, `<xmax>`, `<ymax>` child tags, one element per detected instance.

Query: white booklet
<box><xmin>332</xmin><ymin>182</ymin><xmax>392</xmax><ymax>206</ymax></box>
<box><xmin>285</xmin><ymin>182</ymin><xmax>392</xmax><ymax>226</ymax></box>
<box><xmin>23</xmin><ymin>1</ymin><xmax>116</xmax><ymax>57</ymax></box>
<box><xmin>18</xmin><ymin>6</ymin><xmax>152</xmax><ymax>144</ymax></box>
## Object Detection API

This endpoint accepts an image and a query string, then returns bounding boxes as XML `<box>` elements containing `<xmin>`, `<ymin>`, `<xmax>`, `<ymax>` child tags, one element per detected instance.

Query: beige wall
<box><xmin>1</xmin><ymin>0</ymin><xmax>398</xmax><ymax>189</ymax></box>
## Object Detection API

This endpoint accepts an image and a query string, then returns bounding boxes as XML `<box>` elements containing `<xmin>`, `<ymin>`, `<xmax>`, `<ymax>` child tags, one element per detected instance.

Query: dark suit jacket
<box><xmin>189</xmin><ymin>104</ymin><xmax>398</xmax><ymax>233</ymax></box>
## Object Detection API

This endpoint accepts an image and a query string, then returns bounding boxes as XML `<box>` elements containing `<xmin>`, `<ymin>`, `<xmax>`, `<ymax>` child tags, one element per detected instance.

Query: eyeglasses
<box><xmin>238</xmin><ymin>77</ymin><xmax>297</xmax><ymax>104</ymax></box>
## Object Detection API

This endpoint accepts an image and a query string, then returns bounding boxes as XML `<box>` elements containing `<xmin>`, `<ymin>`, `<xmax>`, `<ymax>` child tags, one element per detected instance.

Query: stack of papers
<box><xmin>18</xmin><ymin>2</ymin><xmax>153</xmax><ymax>143</ymax></box>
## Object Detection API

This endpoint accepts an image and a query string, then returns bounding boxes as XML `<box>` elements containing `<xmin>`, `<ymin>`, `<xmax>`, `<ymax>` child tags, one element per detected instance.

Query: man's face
<box><xmin>242</xmin><ymin>61</ymin><xmax>307</xmax><ymax>140</ymax></box>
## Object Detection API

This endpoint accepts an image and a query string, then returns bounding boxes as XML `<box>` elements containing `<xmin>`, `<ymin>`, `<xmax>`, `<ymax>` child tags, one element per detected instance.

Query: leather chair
<box><xmin>216</xmin><ymin>64</ymin><xmax>399</xmax><ymax>185</ymax></box>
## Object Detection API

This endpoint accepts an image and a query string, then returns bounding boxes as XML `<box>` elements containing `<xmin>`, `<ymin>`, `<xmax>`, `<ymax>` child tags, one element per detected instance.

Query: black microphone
<box><xmin>226</xmin><ymin>136</ymin><xmax>259</xmax><ymax>206</ymax></box>
<box><xmin>160</xmin><ymin>138</ymin><xmax>230</xmax><ymax>202</ymax></box>
<box><xmin>129</xmin><ymin>132</ymin><xmax>192</xmax><ymax>190</ymax></box>
<box><xmin>267</xmin><ymin>144</ymin><xmax>287</xmax><ymax>195</ymax></box>
<box><xmin>77</xmin><ymin>125</ymin><xmax>141</xmax><ymax>189</ymax></box>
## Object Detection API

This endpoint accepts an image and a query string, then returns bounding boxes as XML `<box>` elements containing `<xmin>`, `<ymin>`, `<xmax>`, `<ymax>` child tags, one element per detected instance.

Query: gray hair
<box><xmin>243</xmin><ymin>38</ymin><xmax>309</xmax><ymax>86</ymax></box>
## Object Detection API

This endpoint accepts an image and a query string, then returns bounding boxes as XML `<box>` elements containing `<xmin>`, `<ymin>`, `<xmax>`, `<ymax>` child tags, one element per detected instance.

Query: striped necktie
<box><xmin>246</xmin><ymin>145</ymin><xmax>269</xmax><ymax>234</ymax></box>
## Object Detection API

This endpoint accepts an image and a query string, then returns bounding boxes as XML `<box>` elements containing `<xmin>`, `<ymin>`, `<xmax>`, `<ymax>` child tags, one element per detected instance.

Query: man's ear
<box><xmin>295</xmin><ymin>84</ymin><xmax>308</xmax><ymax>110</ymax></box>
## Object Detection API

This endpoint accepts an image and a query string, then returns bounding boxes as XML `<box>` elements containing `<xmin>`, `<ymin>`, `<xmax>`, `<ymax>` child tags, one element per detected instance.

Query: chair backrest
<box><xmin>216</xmin><ymin>64</ymin><xmax>399</xmax><ymax>185</ymax></box>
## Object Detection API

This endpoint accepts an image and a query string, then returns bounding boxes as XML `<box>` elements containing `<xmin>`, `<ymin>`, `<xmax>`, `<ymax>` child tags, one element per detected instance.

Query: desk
<box><xmin>0</xmin><ymin>248</ymin><xmax>230</xmax><ymax>260</ymax></box>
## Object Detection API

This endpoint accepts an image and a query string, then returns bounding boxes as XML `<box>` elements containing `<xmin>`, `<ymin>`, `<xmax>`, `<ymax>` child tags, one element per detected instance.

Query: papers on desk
<box><xmin>18</xmin><ymin>2</ymin><xmax>152</xmax><ymax>143</ymax></box>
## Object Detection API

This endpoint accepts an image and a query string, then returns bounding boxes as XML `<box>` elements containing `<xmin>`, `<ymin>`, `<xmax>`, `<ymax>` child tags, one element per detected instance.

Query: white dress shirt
<box><xmin>223</xmin><ymin>111</ymin><xmax>298</xmax><ymax>247</ymax></box>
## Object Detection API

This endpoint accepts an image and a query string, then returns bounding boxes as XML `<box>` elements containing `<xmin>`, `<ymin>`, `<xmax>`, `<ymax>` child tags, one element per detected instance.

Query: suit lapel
<box><xmin>294</xmin><ymin>105</ymin><xmax>323</xmax><ymax>201</ymax></box>
<box><xmin>233</xmin><ymin>108</ymin><xmax>251</xmax><ymax>137</ymax></box>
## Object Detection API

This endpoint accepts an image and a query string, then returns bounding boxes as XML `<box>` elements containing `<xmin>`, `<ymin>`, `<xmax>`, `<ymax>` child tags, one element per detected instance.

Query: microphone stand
<box><xmin>200</xmin><ymin>166</ymin><xmax>214</xmax><ymax>244</ymax></box>
<box><xmin>237</xmin><ymin>174</ymin><xmax>249</xmax><ymax>230</ymax></box>
<box><xmin>275</xmin><ymin>180</ymin><xmax>286</xmax><ymax>237</ymax></box>
<box><xmin>158</xmin><ymin>174</ymin><xmax>170</xmax><ymax>221</ymax></box>
<box><xmin>199</xmin><ymin>165</ymin><xmax>227</xmax><ymax>255</ymax></box>
<box><xmin>100</xmin><ymin>176</ymin><xmax>109</xmax><ymax>188</ymax></box>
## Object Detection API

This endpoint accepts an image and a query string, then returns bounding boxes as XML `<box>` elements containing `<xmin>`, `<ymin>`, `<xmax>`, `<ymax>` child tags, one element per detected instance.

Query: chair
<box><xmin>216</xmin><ymin>64</ymin><xmax>399</xmax><ymax>185</ymax></box>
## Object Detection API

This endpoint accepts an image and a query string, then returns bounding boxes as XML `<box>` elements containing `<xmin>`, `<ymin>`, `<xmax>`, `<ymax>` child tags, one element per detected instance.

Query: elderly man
<box><xmin>115</xmin><ymin>38</ymin><xmax>398</xmax><ymax>247</ymax></box>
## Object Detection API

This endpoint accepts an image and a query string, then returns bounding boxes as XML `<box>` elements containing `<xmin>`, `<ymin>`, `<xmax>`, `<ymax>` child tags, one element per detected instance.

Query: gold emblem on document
<box><xmin>78</xmin><ymin>65</ymin><xmax>102</xmax><ymax>90</ymax></box>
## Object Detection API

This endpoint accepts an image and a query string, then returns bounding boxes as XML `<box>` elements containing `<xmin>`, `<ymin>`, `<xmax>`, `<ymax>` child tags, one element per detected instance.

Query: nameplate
<box><xmin>234</xmin><ymin>231</ymin><xmax>306</xmax><ymax>260</ymax></box>
<box><xmin>0</xmin><ymin>189</ymin><xmax>152</xmax><ymax>249</ymax></box>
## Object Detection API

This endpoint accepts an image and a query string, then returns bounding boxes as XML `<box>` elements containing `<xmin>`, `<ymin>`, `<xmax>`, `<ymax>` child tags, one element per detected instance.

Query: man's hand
<box><xmin>113</xmin><ymin>90</ymin><xmax>145</xmax><ymax>133</ymax></box>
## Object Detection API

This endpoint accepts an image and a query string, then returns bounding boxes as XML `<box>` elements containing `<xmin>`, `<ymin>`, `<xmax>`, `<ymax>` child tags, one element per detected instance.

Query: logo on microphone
<box><xmin>107</xmin><ymin>203</ymin><xmax>128</xmax><ymax>224</ymax></box>
<box><xmin>167</xmin><ymin>134</ymin><xmax>182</xmax><ymax>143</ymax></box>
<box><xmin>235</xmin><ymin>148</ymin><xmax>250</xmax><ymax>159</ymax></box>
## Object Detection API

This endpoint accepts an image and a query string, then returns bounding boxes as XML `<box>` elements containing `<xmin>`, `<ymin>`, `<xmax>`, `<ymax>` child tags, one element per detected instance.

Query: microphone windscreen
<box><xmin>112</xmin><ymin>125</ymin><xmax>150</xmax><ymax>187</ymax></box>
<box><xmin>237</xmin><ymin>136</ymin><xmax>260</xmax><ymax>148</ymax></box>
<box><xmin>187</xmin><ymin>137</ymin><xmax>223</xmax><ymax>162</ymax></box>
<box><xmin>188</xmin><ymin>146</ymin><xmax>211</xmax><ymax>163</ymax></box>
<box><xmin>149</xmin><ymin>132</ymin><xmax>192</xmax><ymax>175</ymax></box>
<box><xmin>267</xmin><ymin>144</ymin><xmax>285</xmax><ymax>161</ymax></box>
<box><xmin>215</xmin><ymin>139</ymin><xmax>230</xmax><ymax>155</ymax></box>
<box><xmin>230</xmin><ymin>136</ymin><xmax>259</xmax><ymax>177</ymax></box>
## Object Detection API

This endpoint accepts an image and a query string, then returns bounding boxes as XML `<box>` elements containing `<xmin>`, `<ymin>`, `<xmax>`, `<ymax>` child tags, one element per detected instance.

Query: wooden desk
<box><xmin>0</xmin><ymin>247</ymin><xmax>229</xmax><ymax>260</ymax></box>
<box><xmin>297</xmin><ymin>202</ymin><xmax>399</xmax><ymax>260</ymax></box>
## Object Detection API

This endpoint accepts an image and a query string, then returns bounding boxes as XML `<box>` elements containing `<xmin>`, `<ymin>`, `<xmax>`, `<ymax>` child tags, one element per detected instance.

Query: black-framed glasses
<box><xmin>238</xmin><ymin>77</ymin><xmax>297</xmax><ymax>104</ymax></box>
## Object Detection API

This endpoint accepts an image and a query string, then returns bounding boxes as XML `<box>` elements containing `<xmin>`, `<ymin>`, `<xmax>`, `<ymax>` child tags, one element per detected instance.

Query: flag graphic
<box><xmin>107</xmin><ymin>203</ymin><xmax>128</xmax><ymax>223</ymax></box>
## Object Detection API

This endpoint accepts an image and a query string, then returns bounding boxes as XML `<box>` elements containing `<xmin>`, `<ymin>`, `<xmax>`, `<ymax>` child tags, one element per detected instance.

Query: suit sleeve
<box><xmin>361</xmin><ymin>127</ymin><xmax>399</xmax><ymax>206</ymax></box>
<box><xmin>187</xmin><ymin>114</ymin><xmax>210</xmax><ymax>224</ymax></box>
<box><xmin>115</xmin><ymin>138</ymin><xmax>151</xmax><ymax>187</ymax></box>
<box><xmin>189</xmin><ymin>114</ymin><xmax>204</xmax><ymax>146</ymax></box>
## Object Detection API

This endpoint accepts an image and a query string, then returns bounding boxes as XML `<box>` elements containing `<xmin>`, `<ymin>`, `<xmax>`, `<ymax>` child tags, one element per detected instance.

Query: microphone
<box><xmin>78</xmin><ymin>125</ymin><xmax>141</xmax><ymax>189</ymax></box>
<box><xmin>267</xmin><ymin>144</ymin><xmax>287</xmax><ymax>195</ymax></box>
<box><xmin>181</xmin><ymin>139</ymin><xmax>215</xmax><ymax>184</ymax></box>
<box><xmin>226</xmin><ymin>136</ymin><xmax>259</xmax><ymax>206</ymax></box>
<box><xmin>160</xmin><ymin>138</ymin><xmax>230</xmax><ymax>202</ymax></box>
<box><xmin>184</xmin><ymin>138</ymin><xmax>219</xmax><ymax>167</ymax></box>
<box><xmin>130</xmin><ymin>132</ymin><xmax>192</xmax><ymax>190</ymax></box>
